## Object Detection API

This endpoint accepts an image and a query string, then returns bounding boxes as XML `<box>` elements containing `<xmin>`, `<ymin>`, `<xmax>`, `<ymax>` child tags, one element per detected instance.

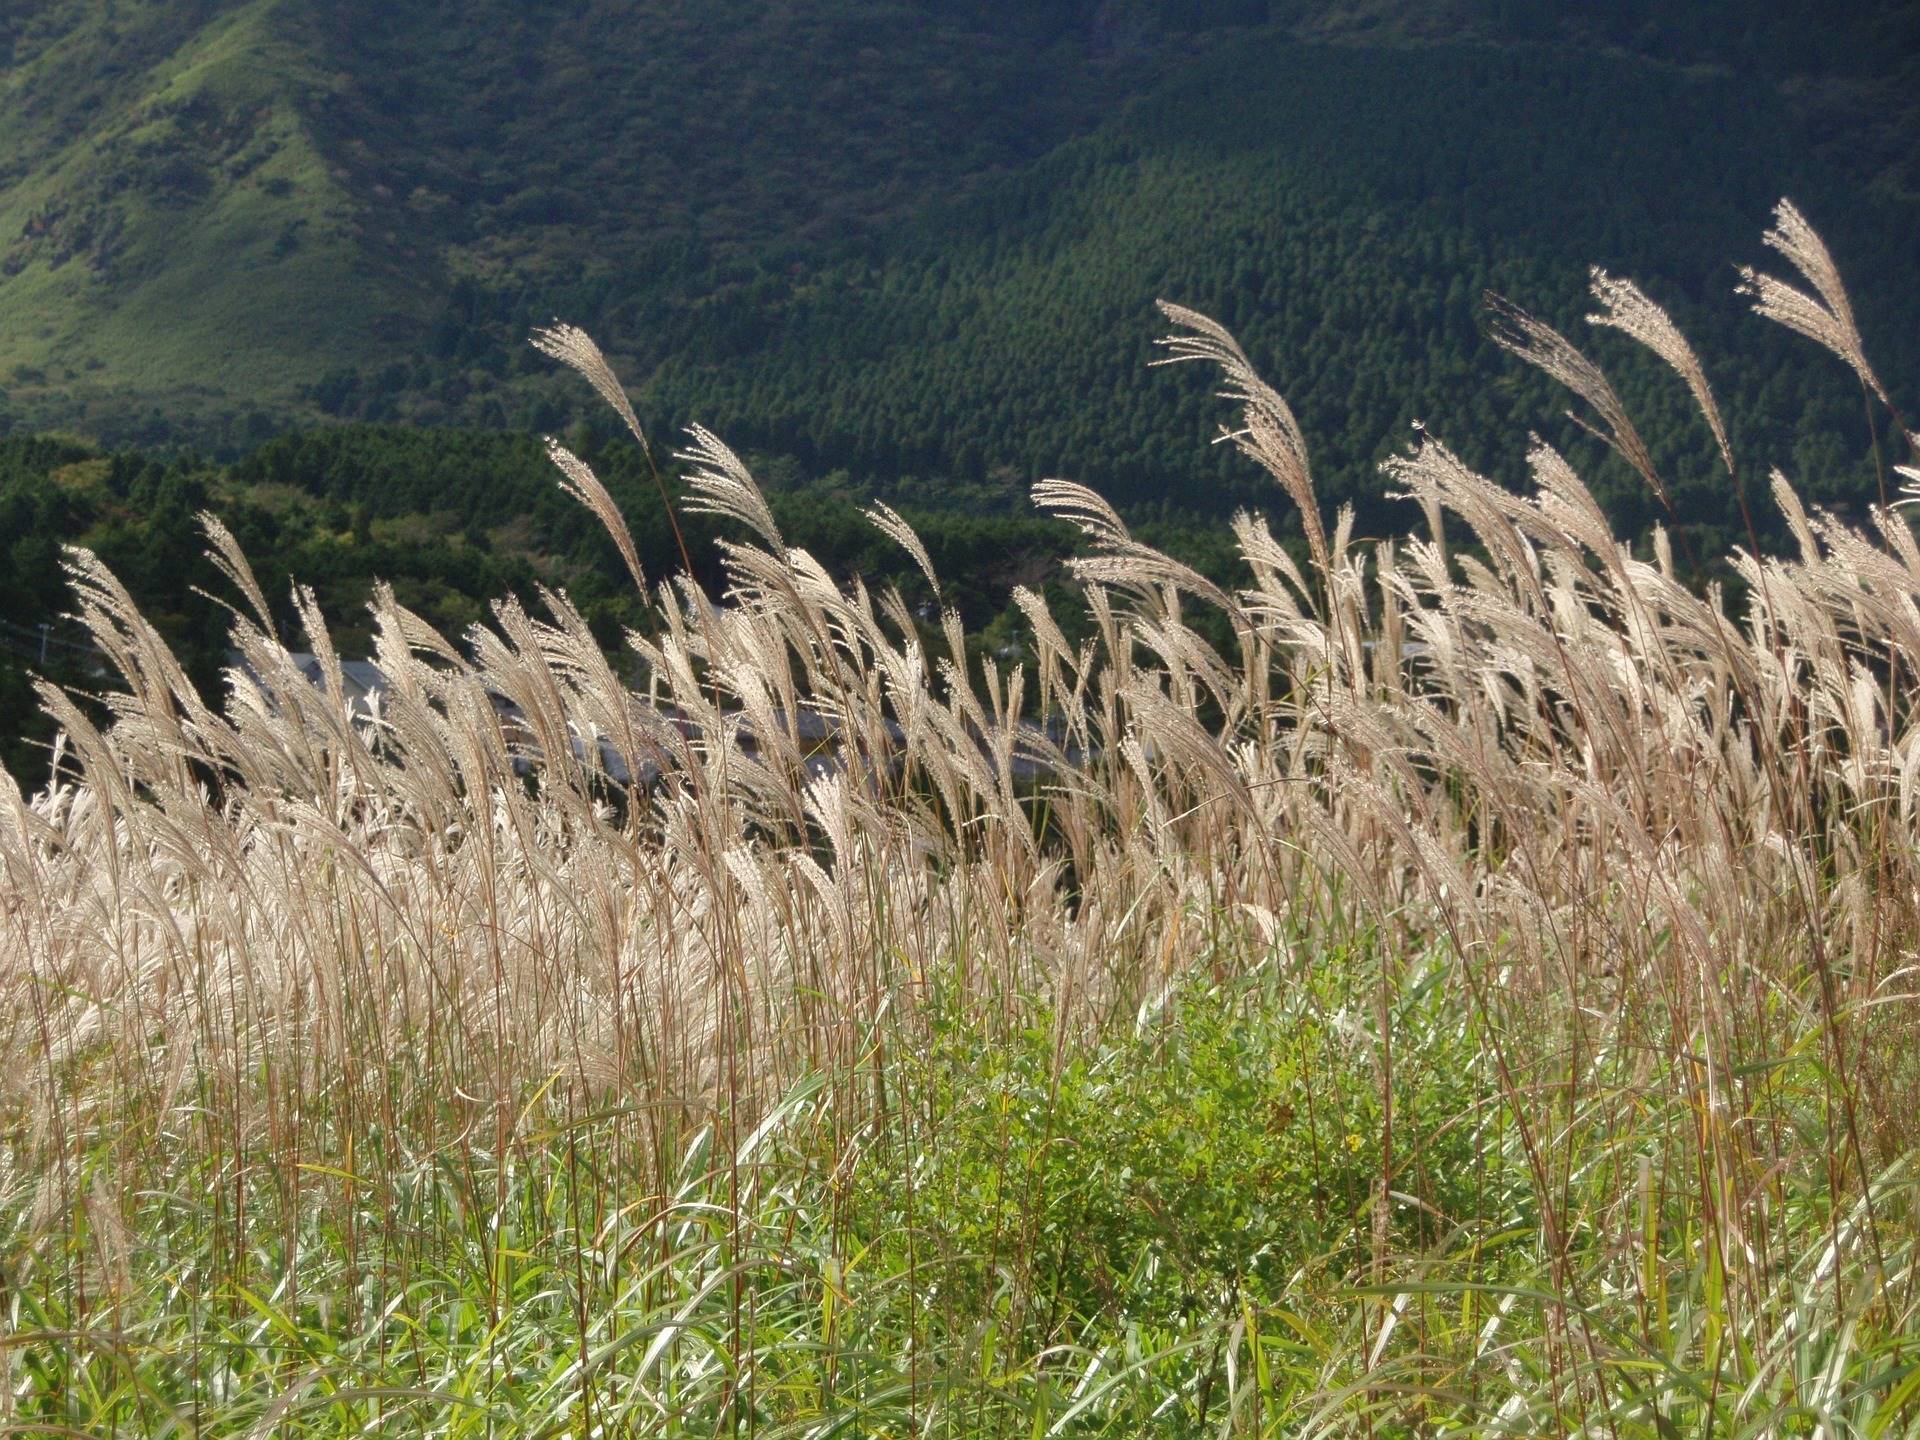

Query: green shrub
<box><xmin>854</xmin><ymin>953</ymin><xmax>1483</xmax><ymax>1335</ymax></box>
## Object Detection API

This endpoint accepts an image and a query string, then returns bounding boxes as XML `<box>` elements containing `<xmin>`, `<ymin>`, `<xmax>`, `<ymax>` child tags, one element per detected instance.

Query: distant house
<box><xmin>225</xmin><ymin>650</ymin><xmax>1089</xmax><ymax>791</ymax></box>
<box><xmin>281</xmin><ymin>652</ymin><xmax>389</xmax><ymax>723</ymax></box>
<box><xmin>226</xmin><ymin>649</ymin><xmax>390</xmax><ymax>724</ymax></box>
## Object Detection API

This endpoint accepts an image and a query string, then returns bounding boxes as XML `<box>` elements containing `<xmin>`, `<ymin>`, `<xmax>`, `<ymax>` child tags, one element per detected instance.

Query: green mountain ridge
<box><xmin>1</xmin><ymin>0</ymin><xmax>1915</xmax><ymax>487</ymax></box>
<box><xmin>0</xmin><ymin>0</ymin><xmax>1224</xmax><ymax>441</ymax></box>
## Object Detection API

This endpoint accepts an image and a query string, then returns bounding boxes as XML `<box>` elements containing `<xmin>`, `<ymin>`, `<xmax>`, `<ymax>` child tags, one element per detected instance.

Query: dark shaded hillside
<box><xmin>627</xmin><ymin>32</ymin><xmax>1919</xmax><ymax>553</ymax></box>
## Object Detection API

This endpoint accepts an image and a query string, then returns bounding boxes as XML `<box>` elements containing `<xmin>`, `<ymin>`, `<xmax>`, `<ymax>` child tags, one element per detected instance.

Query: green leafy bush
<box><xmin>856</xmin><ymin>957</ymin><xmax>1483</xmax><ymax>1333</ymax></box>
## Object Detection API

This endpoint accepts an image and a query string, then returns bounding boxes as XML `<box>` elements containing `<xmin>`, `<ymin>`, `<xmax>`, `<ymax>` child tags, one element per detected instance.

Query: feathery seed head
<box><xmin>1587</xmin><ymin>267</ymin><xmax>1734</xmax><ymax>477</ymax></box>
<box><xmin>1737</xmin><ymin>199</ymin><xmax>1888</xmax><ymax>405</ymax></box>
<box><xmin>531</xmin><ymin>322</ymin><xmax>653</xmax><ymax>454</ymax></box>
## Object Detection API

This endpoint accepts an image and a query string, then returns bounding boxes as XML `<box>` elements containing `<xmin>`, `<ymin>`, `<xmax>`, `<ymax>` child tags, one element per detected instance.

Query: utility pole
<box><xmin>38</xmin><ymin>622</ymin><xmax>48</xmax><ymax>665</ymax></box>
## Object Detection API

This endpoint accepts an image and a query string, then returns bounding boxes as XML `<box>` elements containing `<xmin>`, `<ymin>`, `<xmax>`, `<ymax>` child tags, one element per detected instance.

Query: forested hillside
<box><xmin>0</xmin><ymin>0</ymin><xmax>1243</xmax><ymax>443</ymax></box>
<box><xmin>631</xmin><ymin>33</ymin><xmax>1918</xmax><ymax>542</ymax></box>
<box><xmin>1</xmin><ymin>0</ymin><xmax>1914</xmax><ymax>511</ymax></box>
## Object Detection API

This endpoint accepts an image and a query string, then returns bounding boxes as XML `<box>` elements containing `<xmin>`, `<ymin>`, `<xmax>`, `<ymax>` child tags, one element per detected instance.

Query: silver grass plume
<box><xmin>1486</xmin><ymin>291</ymin><xmax>1670</xmax><ymax>512</ymax></box>
<box><xmin>678</xmin><ymin>425</ymin><xmax>784</xmax><ymax>551</ymax></box>
<box><xmin>1030</xmin><ymin>478</ymin><xmax>1131</xmax><ymax>551</ymax></box>
<box><xmin>1587</xmin><ymin>267</ymin><xmax>1734</xmax><ymax>477</ymax></box>
<box><xmin>1894</xmin><ymin>431</ymin><xmax>1920</xmax><ymax>507</ymax></box>
<box><xmin>864</xmin><ymin>500</ymin><xmax>940</xmax><ymax>596</ymax></box>
<box><xmin>1737</xmin><ymin>199</ymin><xmax>1889</xmax><ymax>406</ymax></box>
<box><xmin>197</xmin><ymin>511</ymin><xmax>275</xmax><ymax>631</ymax></box>
<box><xmin>544</xmin><ymin>438</ymin><xmax>648</xmax><ymax>595</ymax></box>
<box><xmin>530</xmin><ymin>322</ymin><xmax>654</xmax><ymax>457</ymax></box>
<box><xmin>535</xmin><ymin>322</ymin><xmax>702</xmax><ymax>585</ymax></box>
<box><xmin>1153</xmin><ymin>301</ymin><xmax>1330</xmax><ymax>579</ymax></box>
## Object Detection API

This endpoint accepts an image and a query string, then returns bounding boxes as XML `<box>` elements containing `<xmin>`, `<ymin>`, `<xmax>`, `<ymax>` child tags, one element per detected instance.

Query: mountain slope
<box><xmin>0</xmin><ymin>0</ymin><xmax>1218</xmax><ymax>440</ymax></box>
<box><xmin>0</xmin><ymin>1</ymin><xmax>417</xmax><ymax>432</ymax></box>
<box><xmin>0</xmin><ymin>0</ymin><xmax>1914</xmax><ymax>518</ymax></box>
<box><xmin>615</xmin><ymin>28</ymin><xmax>1920</xmax><ymax>548</ymax></box>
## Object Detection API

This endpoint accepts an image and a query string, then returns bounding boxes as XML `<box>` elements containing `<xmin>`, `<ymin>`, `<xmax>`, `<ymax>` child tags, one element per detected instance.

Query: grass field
<box><xmin>5</xmin><ymin>203</ymin><xmax>1920</xmax><ymax>1435</ymax></box>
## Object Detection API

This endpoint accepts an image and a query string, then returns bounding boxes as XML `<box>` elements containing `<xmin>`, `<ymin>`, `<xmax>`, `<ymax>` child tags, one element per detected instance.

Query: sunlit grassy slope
<box><xmin>0</xmin><ymin>0</ymin><xmax>1183</xmax><ymax>438</ymax></box>
<box><xmin>0</xmin><ymin>1</ymin><xmax>413</xmax><ymax>421</ymax></box>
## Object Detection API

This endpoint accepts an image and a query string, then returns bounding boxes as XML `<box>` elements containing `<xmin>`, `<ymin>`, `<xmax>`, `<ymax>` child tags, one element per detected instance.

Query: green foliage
<box><xmin>9</xmin><ymin>942</ymin><xmax>1915</xmax><ymax>1436</ymax></box>
<box><xmin>856</xmin><ymin>957</ymin><xmax>1483</xmax><ymax>1335</ymax></box>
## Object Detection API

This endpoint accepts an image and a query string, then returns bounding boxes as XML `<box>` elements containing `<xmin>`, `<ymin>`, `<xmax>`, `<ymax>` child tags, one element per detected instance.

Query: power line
<box><xmin>0</xmin><ymin>616</ymin><xmax>100</xmax><ymax>656</ymax></box>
